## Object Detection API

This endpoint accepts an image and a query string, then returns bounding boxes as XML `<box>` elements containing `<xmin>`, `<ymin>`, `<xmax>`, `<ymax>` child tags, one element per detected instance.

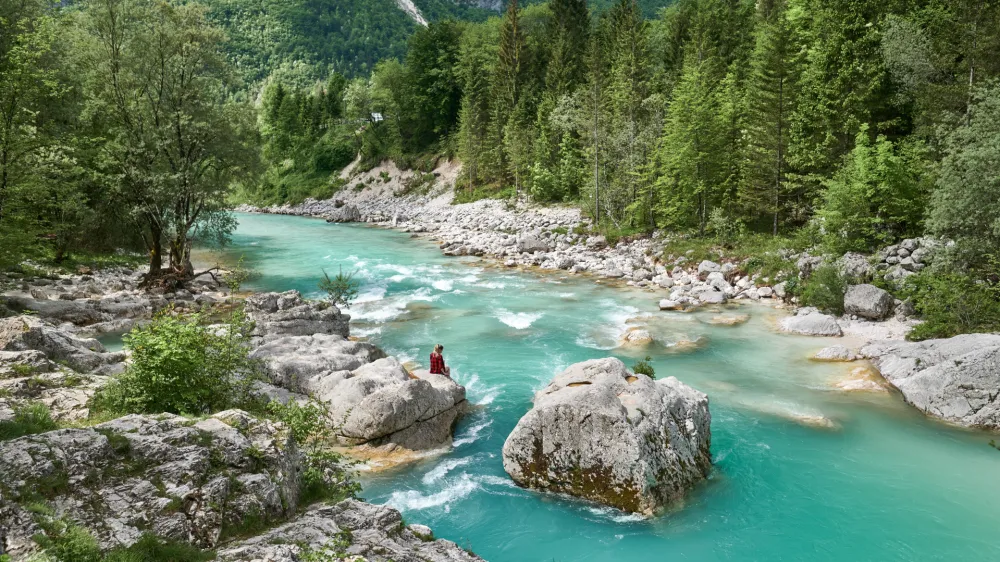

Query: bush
<box><xmin>799</xmin><ymin>265</ymin><xmax>847</xmax><ymax>315</ymax></box>
<box><xmin>0</xmin><ymin>402</ymin><xmax>59</xmax><ymax>441</ymax></box>
<box><xmin>631</xmin><ymin>356</ymin><xmax>656</xmax><ymax>379</ymax></box>
<box><xmin>900</xmin><ymin>271</ymin><xmax>1000</xmax><ymax>341</ymax></box>
<box><xmin>319</xmin><ymin>267</ymin><xmax>360</xmax><ymax>307</ymax></box>
<box><xmin>93</xmin><ymin>309</ymin><xmax>261</xmax><ymax>416</ymax></box>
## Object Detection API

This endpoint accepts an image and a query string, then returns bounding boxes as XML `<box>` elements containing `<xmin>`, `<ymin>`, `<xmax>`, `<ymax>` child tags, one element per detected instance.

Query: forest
<box><xmin>3</xmin><ymin>0</ymin><xmax>1000</xmax><ymax>332</ymax></box>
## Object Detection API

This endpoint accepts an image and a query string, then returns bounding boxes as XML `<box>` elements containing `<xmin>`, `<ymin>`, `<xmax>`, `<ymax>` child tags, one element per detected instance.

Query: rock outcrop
<box><xmin>245</xmin><ymin>290</ymin><xmax>350</xmax><ymax>341</ymax></box>
<box><xmin>812</xmin><ymin>345</ymin><xmax>858</xmax><ymax>362</ymax></box>
<box><xmin>862</xmin><ymin>334</ymin><xmax>1000</xmax><ymax>430</ymax></box>
<box><xmin>217</xmin><ymin>499</ymin><xmax>483</xmax><ymax>562</ymax></box>
<box><xmin>502</xmin><ymin>358</ymin><xmax>711</xmax><ymax>515</ymax></box>
<box><xmin>325</xmin><ymin>203</ymin><xmax>361</xmax><ymax>223</ymax></box>
<box><xmin>844</xmin><ymin>284</ymin><xmax>895</xmax><ymax>320</ymax></box>
<box><xmin>0</xmin><ymin>410</ymin><xmax>301</xmax><ymax>559</ymax></box>
<box><xmin>779</xmin><ymin>310</ymin><xmax>843</xmax><ymax>337</ymax></box>
<box><xmin>251</xmin><ymin>335</ymin><xmax>467</xmax><ymax>451</ymax></box>
<box><xmin>0</xmin><ymin>316</ymin><xmax>124</xmax><ymax>373</ymax></box>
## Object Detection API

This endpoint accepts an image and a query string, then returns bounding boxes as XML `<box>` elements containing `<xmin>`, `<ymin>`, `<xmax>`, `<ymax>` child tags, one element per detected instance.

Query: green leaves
<box><xmin>94</xmin><ymin>308</ymin><xmax>261</xmax><ymax>416</ymax></box>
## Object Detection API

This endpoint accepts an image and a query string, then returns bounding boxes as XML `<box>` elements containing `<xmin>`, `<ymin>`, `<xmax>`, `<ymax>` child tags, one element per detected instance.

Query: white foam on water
<box><xmin>351</xmin><ymin>325</ymin><xmax>382</xmax><ymax>338</ymax></box>
<box><xmin>452</xmin><ymin>417</ymin><xmax>493</xmax><ymax>447</ymax></box>
<box><xmin>585</xmin><ymin>506</ymin><xmax>648</xmax><ymax>524</ymax></box>
<box><xmin>458</xmin><ymin>274</ymin><xmax>480</xmax><ymax>284</ymax></box>
<box><xmin>347</xmin><ymin>288</ymin><xmax>439</xmax><ymax>323</ymax></box>
<box><xmin>493</xmin><ymin>308</ymin><xmax>543</xmax><ymax>330</ymax></box>
<box><xmin>476</xmin><ymin>281</ymin><xmax>507</xmax><ymax>290</ymax></box>
<box><xmin>422</xmin><ymin>457</ymin><xmax>474</xmax><ymax>485</ymax></box>
<box><xmin>432</xmin><ymin>279</ymin><xmax>454</xmax><ymax>292</ymax></box>
<box><xmin>559</xmin><ymin>292</ymin><xmax>576</xmax><ymax>299</ymax></box>
<box><xmin>385</xmin><ymin>473</ymin><xmax>479</xmax><ymax>512</ymax></box>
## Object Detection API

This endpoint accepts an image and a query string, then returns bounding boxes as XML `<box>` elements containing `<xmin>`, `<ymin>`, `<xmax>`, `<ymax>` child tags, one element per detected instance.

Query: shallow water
<box><xmin>220</xmin><ymin>213</ymin><xmax>1000</xmax><ymax>562</ymax></box>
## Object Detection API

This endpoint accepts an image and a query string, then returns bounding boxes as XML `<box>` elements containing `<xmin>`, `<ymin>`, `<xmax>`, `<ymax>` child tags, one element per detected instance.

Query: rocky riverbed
<box><xmin>0</xmin><ymin>268</ymin><xmax>479</xmax><ymax>561</ymax></box>
<box><xmin>235</xmin><ymin>162</ymin><xmax>998</xmax><ymax>433</ymax></box>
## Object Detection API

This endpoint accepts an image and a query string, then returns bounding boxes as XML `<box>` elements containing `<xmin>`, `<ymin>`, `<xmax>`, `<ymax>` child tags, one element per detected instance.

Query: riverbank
<box><xmin>235</xmin><ymin>161</ymin><xmax>917</xmax><ymax>347</ymax></box>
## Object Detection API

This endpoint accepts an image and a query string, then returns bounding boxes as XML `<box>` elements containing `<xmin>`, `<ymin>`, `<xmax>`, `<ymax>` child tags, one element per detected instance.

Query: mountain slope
<box><xmin>207</xmin><ymin>0</ymin><xmax>673</xmax><ymax>84</ymax></box>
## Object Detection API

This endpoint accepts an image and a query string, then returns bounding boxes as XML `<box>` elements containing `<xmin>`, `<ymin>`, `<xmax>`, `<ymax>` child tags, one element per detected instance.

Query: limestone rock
<box><xmin>325</xmin><ymin>203</ymin><xmax>361</xmax><ymax>223</ymax></box>
<box><xmin>0</xmin><ymin>411</ymin><xmax>302</xmax><ymax>559</ymax></box>
<box><xmin>780</xmin><ymin>312</ymin><xmax>842</xmax><ymax>337</ymax></box>
<box><xmin>861</xmin><ymin>334</ymin><xmax>1000</xmax><ymax>430</ymax></box>
<box><xmin>245</xmin><ymin>291</ymin><xmax>350</xmax><ymax>341</ymax></box>
<box><xmin>812</xmin><ymin>345</ymin><xmax>858</xmax><ymax>362</ymax></box>
<box><xmin>502</xmin><ymin>358</ymin><xmax>711</xmax><ymax>515</ymax></box>
<box><xmin>0</xmin><ymin>316</ymin><xmax>124</xmax><ymax>372</ymax></box>
<box><xmin>216</xmin><ymin>499</ymin><xmax>482</xmax><ymax>562</ymax></box>
<box><xmin>516</xmin><ymin>236</ymin><xmax>550</xmax><ymax>254</ymax></box>
<box><xmin>844</xmin><ymin>284</ymin><xmax>895</xmax><ymax>320</ymax></box>
<box><xmin>251</xmin><ymin>338</ymin><xmax>466</xmax><ymax>451</ymax></box>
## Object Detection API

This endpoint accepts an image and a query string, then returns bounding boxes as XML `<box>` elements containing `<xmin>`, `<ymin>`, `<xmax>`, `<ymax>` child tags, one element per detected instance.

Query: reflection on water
<box><xmin>217</xmin><ymin>213</ymin><xmax>1000</xmax><ymax>562</ymax></box>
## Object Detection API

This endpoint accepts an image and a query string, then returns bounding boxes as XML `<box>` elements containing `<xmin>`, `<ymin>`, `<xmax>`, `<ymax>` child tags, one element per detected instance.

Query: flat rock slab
<box><xmin>862</xmin><ymin>334</ymin><xmax>1000</xmax><ymax>430</ymax></box>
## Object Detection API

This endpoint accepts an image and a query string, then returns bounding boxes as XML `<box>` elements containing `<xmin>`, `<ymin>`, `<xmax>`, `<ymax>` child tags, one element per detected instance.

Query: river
<box><xmin>218</xmin><ymin>212</ymin><xmax>1000</xmax><ymax>562</ymax></box>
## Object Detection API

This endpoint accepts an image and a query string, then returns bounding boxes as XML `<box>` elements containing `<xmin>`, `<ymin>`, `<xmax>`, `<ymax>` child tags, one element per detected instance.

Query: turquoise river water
<box><xmin>218</xmin><ymin>213</ymin><xmax>1000</xmax><ymax>562</ymax></box>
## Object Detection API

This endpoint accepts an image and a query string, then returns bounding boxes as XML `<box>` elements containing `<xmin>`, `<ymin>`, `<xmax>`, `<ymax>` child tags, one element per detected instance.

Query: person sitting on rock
<box><xmin>429</xmin><ymin>344</ymin><xmax>450</xmax><ymax>377</ymax></box>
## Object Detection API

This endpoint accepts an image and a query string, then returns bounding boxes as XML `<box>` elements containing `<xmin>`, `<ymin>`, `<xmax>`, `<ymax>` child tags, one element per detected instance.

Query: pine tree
<box><xmin>739</xmin><ymin>0</ymin><xmax>803</xmax><ymax>234</ymax></box>
<box><xmin>652</xmin><ymin>30</ymin><xmax>726</xmax><ymax>233</ymax></box>
<box><xmin>493</xmin><ymin>0</ymin><xmax>525</xmax><ymax>191</ymax></box>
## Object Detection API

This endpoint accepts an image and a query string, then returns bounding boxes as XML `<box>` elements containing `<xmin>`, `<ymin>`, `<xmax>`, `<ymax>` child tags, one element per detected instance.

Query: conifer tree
<box><xmin>739</xmin><ymin>0</ymin><xmax>802</xmax><ymax>234</ymax></box>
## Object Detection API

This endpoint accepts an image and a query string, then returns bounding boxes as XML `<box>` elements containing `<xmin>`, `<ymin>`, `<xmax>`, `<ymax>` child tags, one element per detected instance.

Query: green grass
<box><xmin>0</xmin><ymin>402</ymin><xmax>59</xmax><ymax>441</ymax></box>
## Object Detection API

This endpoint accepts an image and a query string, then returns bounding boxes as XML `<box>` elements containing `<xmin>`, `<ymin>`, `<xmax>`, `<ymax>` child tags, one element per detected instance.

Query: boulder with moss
<box><xmin>501</xmin><ymin>358</ymin><xmax>711</xmax><ymax>515</ymax></box>
<box><xmin>0</xmin><ymin>410</ymin><xmax>308</xmax><ymax>560</ymax></box>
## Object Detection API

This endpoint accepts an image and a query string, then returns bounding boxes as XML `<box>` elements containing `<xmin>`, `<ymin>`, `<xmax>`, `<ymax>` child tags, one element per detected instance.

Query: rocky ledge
<box><xmin>862</xmin><ymin>334</ymin><xmax>1000</xmax><ymax>430</ymax></box>
<box><xmin>217</xmin><ymin>499</ymin><xmax>481</xmax><ymax>562</ymax></box>
<box><xmin>501</xmin><ymin>358</ymin><xmax>711</xmax><ymax>515</ymax></box>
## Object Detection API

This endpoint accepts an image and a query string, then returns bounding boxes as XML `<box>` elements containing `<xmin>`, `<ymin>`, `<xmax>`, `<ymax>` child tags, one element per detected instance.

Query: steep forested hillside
<box><xmin>204</xmin><ymin>0</ymin><xmax>673</xmax><ymax>83</ymax></box>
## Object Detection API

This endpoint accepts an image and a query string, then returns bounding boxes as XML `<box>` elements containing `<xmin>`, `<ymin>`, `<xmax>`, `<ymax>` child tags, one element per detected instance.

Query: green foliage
<box><xmin>222</xmin><ymin>255</ymin><xmax>258</xmax><ymax>297</ymax></box>
<box><xmin>266</xmin><ymin>399</ymin><xmax>361</xmax><ymax>506</ymax></box>
<box><xmin>631</xmin><ymin>356</ymin><xmax>655</xmax><ymax>378</ymax></box>
<box><xmin>0</xmin><ymin>402</ymin><xmax>58</xmax><ymax>441</ymax></box>
<box><xmin>319</xmin><ymin>267</ymin><xmax>360</xmax><ymax>307</ymax></box>
<box><xmin>798</xmin><ymin>265</ymin><xmax>847</xmax><ymax>315</ymax></box>
<box><xmin>300</xmin><ymin>530</ymin><xmax>354</xmax><ymax>562</ymax></box>
<box><xmin>928</xmin><ymin>82</ymin><xmax>1000</xmax><ymax>266</ymax></box>
<box><xmin>32</xmin><ymin>516</ymin><xmax>215</xmax><ymax>562</ymax></box>
<box><xmin>819</xmin><ymin>129</ymin><xmax>928</xmax><ymax>254</ymax></box>
<box><xmin>93</xmin><ymin>309</ymin><xmax>261</xmax><ymax>416</ymax></box>
<box><xmin>900</xmin><ymin>271</ymin><xmax>1000</xmax><ymax>341</ymax></box>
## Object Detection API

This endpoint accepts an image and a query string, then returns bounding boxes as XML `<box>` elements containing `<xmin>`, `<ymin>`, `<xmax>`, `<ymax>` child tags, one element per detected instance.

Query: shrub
<box><xmin>799</xmin><ymin>265</ymin><xmax>847</xmax><ymax>315</ymax></box>
<box><xmin>319</xmin><ymin>267</ymin><xmax>360</xmax><ymax>307</ymax></box>
<box><xmin>0</xmin><ymin>402</ymin><xmax>59</xmax><ymax>441</ymax></box>
<box><xmin>900</xmin><ymin>271</ymin><xmax>1000</xmax><ymax>341</ymax></box>
<box><xmin>631</xmin><ymin>356</ymin><xmax>656</xmax><ymax>379</ymax></box>
<box><xmin>266</xmin><ymin>400</ymin><xmax>360</xmax><ymax>506</ymax></box>
<box><xmin>93</xmin><ymin>309</ymin><xmax>261</xmax><ymax>416</ymax></box>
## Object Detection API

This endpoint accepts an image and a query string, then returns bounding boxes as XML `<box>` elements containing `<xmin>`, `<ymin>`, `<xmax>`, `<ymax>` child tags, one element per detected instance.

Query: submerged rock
<box><xmin>862</xmin><ymin>334</ymin><xmax>1000</xmax><ymax>430</ymax></box>
<box><xmin>217</xmin><ymin>499</ymin><xmax>483</xmax><ymax>562</ymax></box>
<box><xmin>0</xmin><ymin>411</ymin><xmax>302</xmax><ymax>559</ymax></box>
<box><xmin>501</xmin><ymin>358</ymin><xmax>711</xmax><ymax>515</ymax></box>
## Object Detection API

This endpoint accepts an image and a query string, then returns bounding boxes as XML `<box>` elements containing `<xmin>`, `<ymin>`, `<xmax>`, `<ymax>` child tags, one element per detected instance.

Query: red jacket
<box><xmin>429</xmin><ymin>353</ymin><xmax>446</xmax><ymax>375</ymax></box>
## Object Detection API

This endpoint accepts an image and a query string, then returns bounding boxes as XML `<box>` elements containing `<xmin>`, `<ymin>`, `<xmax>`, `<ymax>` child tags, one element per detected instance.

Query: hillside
<box><xmin>205</xmin><ymin>0</ymin><xmax>674</xmax><ymax>83</ymax></box>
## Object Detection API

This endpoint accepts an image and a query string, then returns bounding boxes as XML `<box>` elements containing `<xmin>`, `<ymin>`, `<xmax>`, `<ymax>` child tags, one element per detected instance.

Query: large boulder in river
<box><xmin>251</xmin><ymin>336</ymin><xmax>467</xmax><ymax>451</ymax></box>
<box><xmin>780</xmin><ymin>311</ymin><xmax>842</xmax><ymax>337</ymax></box>
<box><xmin>245</xmin><ymin>290</ymin><xmax>349</xmax><ymax>341</ymax></box>
<box><xmin>501</xmin><ymin>358</ymin><xmax>711</xmax><ymax>515</ymax></box>
<box><xmin>0</xmin><ymin>316</ymin><xmax>124</xmax><ymax>372</ymax></box>
<box><xmin>844</xmin><ymin>284</ymin><xmax>894</xmax><ymax>320</ymax></box>
<box><xmin>217</xmin><ymin>499</ymin><xmax>483</xmax><ymax>562</ymax></box>
<box><xmin>861</xmin><ymin>334</ymin><xmax>1000</xmax><ymax>430</ymax></box>
<box><xmin>0</xmin><ymin>410</ymin><xmax>303</xmax><ymax>559</ymax></box>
